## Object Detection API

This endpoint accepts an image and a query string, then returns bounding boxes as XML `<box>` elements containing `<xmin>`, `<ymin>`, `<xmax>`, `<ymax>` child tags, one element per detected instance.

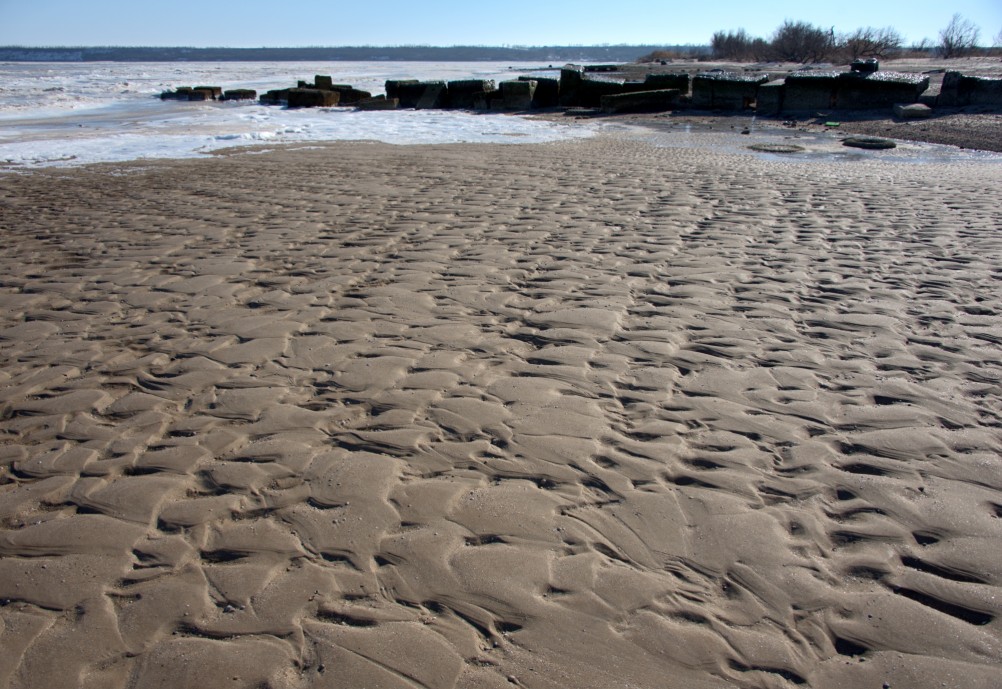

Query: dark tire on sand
<box><xmin>748</xmin><ymin>143</ymin><xmax>806</xmax><ymax>153</ymax></box>
<box><xmin>842</xmin><ymin>136</ymin><xmax>896</xmax><ymax>150</ymax></box>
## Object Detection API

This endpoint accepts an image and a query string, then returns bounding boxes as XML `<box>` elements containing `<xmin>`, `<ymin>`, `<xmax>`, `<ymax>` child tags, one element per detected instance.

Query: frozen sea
<box><xmin>0</xmin><ymin>61</ymin><xmax>598</xmax><ymax>169</ymax></box>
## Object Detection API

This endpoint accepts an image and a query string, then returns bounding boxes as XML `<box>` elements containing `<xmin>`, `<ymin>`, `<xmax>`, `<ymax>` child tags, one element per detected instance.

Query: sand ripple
<box><xmin>1</xmin><ymin>137</ymin><xmax>1001</xmax><ymax>688</ymax></box>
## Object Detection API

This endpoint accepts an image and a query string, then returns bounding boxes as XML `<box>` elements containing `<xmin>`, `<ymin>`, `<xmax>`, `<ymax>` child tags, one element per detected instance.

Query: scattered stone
<box><xmin>893</xmin><ymin>103</ymin><xmax>932</xmax><ymax>119</ymax></box>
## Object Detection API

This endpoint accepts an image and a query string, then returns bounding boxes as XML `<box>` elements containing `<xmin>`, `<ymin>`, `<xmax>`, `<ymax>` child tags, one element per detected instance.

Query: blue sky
<box><xmin>0</xmin><ymin>0</ymin><xmax>999</xmax><ymax>47</ymax></box>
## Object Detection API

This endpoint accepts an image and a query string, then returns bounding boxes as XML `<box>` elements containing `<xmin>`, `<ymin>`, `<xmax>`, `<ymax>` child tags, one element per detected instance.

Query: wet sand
<box><xmin>1</xmin><ymin>134</ymin><xmax>1001</xmax><ymax>689</ymax></box>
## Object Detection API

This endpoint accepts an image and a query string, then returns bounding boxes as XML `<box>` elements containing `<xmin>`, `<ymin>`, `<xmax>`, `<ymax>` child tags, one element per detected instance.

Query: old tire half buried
<box><xmin>842</xmin><ymin>136</ymin><xmax>896</xmax><ymax>150</ymax></box>
<box><xmin>748</xmin><ymin>143</ymin><xmax>805</xmax><ymax>153</ymax></box>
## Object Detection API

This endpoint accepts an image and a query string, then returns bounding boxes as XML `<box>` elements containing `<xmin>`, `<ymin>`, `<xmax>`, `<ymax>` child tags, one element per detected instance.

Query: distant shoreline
<box><xmin>0</xmin><ymin>45</ymin><xmax>681</xmax><ymax>63</ymax></box>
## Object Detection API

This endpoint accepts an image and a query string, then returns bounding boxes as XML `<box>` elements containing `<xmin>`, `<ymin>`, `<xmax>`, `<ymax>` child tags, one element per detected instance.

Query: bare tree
<box><xmin>711</xmin><ymin>29</ymin><xmax>770</xmax><ymax>61</ymax></box>
<box><xmin>841</xmin><ymin>27</ymin><xmax>903</xmax><ymax>60</ymax></box>
<box><xmin>939</xmin><ymin>13</ymin><xmax>981</xmax><ymax>58</ymax></box>
<box><xmin>770</xmin><ymin>20</ymin><xmax>835</xmax><ymax>63</ymax></box>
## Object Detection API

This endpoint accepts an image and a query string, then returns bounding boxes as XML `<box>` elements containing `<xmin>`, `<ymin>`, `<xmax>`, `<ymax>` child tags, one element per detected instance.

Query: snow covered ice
<box><xmin>0</xmin><ymin>61</ymin><xmax>597</xmax><ymax>169</ymax></box>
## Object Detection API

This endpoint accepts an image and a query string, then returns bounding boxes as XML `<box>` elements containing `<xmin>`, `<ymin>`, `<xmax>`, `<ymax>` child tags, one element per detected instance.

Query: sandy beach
<box><xmin>1</xmin><ymin>133</ymin><xmax>1001</xmax><ymax>688</ymax></box>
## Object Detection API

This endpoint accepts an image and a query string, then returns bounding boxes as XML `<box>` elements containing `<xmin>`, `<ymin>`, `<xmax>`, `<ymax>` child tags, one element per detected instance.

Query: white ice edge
<box><xmin>0</xmin><ymin>108</ymin><xmax>596</xmax><ymax>169</ymax></box>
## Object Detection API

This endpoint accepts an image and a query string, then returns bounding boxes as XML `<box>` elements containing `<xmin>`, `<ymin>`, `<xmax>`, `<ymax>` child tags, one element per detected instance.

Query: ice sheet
<box><xmin>0</xmin><ymin>61</ymin><xmax>591</xmax><ymax>169</ymax></box>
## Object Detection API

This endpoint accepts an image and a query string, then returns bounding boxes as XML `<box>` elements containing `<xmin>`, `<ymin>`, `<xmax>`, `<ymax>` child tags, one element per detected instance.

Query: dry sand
<box><xmin>1</xmin><ymin>133</ymin><xmax>1001</xmax><ymax>689</ymax></box>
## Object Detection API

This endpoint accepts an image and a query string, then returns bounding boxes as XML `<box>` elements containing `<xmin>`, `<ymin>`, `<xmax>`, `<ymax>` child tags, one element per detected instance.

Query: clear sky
<box><xmin>0</xmin><ymin>0</ymin><xmax>999</xmax><ymax>48</ymax></box>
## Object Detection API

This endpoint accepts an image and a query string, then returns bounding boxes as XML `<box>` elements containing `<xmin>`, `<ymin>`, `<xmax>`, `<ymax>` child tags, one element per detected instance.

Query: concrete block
<box><xmin>691</xmin><ymin>72</ymin><xmax>767</xmax><ymax>110</ymax></box>
<box><xmin>520</xmin><ymin>76</ymin><xmax>559</xmax><ymax>108</ymax></box>
<box><xmin>385</xmin><ymin>80</ymin><xmax>420</xmax><ymax>102</ymax></box>
<box><xmin>329</xmin><ymin>86</ymin><xmax>372</xmax><ymax>105</ymax></box>
<box><xmin>755</xmin><ymin>80</ymin><xmax>785</xmax><ymax>115</ymax></box>
<box><xmin>559</xmin><ymin>66</ymin><xmax>584</xmax><ymax>106</ymax></box>
<box><xmin>395</xmin><ymin>81</ymin><xmax>448</xmax><ymax>109</ymax></box>
<box><xmin>939</xmin><ymin>72</ymin><xmax>1002</xmax><ymax>106</ymax></box>
<box><xmin>259</xmin><ymin>89</ymin><xmax>291</xmax><ymax>105</ymax></box>
<box><xmin>193</xmin><ymin>86</ymin><xmax>222</xmax><ymax>99</ymax></box>
<box><xmin>415</xmin><ymin>82</ymin><xmax>448</xmax><ymax>109</ymax></box>
<box><xmin>286</xmin><ymin>88</ymin><xmax>340</xmax><ymax>108</ymax></box>
<box><xmin>222</xmin><ymin>89</ymin><xmax>257</xmax><ymax>101</ymax></box>
<box><xmin>446</xmin><ymin>80</ymin><xmax>496</xmax><ymax>108</ymax></box>
<box><xmin>600</xmin><ymin>89</ymin><xmax>680</xmax><ymax>114</ymax></box>
<box><xmin>501</xmin><ymin>80</ymin><xmax>536</xmax><ymax>110</ymax></box>
<box><xmin>473</xmin><ymin>90</ymin><xmax>502</xmax><ymax>110</ymax></box>
<box><xmin>575</xmin><ymin>77</ymin><xmax>625</xmax><ymax>107</ymax></box>
<box><xmin>835</xmin><ymin>71</ymin><xmax>929</xmax><ymax>109</ymax></box>
<box><xmin>644</xmin><ymin>73</ymin><xmax>690</xmax><ymax>93</ymax></box>
<box><xmin>160</xmin><ymin>87</ymin><xmax>193</xmax><ymax>100</ymax></box>
<box><xmin>782</xmin><ymin>72</ymin><xmax>839</xmax><ymax>112</ymax></box>
<box><xmin>356</xmin><ymin>96</ymin><xmax>399</xmax><ymax>110</ymax></box>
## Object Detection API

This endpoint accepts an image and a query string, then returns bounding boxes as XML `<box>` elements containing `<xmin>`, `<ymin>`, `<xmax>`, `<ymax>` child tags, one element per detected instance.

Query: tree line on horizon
<box><xmin>700</xmin><ymin>14</ymin><xmax>999</xmax><ymax>64</ymax></box>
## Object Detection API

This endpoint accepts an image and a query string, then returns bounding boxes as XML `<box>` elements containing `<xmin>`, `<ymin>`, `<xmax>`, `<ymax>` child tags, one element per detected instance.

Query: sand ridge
<box><xmin>1</xmin><ymin>137</ymin><xmax>1001</xmax><ymax>688</ymax></box>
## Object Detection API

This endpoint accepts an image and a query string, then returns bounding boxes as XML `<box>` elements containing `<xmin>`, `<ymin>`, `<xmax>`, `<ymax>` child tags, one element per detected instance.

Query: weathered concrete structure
<box><xmin>286</xmin><ymin>88</ymin><xmax>340</xmax><ymax>108</ymax></box>
<box><xmin>600</xmin><ymin>89</ymin><xmax>681</xmax><ymax>114</ymax></box>
<box><xmin>385</xmin><ymin>80</ymin><xmax>420</xmax><ymax>102</ymax></box>
<box><xmin>193</xmin><ymin>86</ymin><xmax>223</xmax><ymax>100</ymax></box>
<box><xmin>356</xmin><ymin>96</ymin><xmax>399</xmax><ymax>111</ymax></box>
<box><xmin>446</xmin><ymin>80</ymin><xmax>496</xmax><ymax>109</ymax></box>
<box><xmin>169</xmin><ymin>64</ymin><xmax>999</xmax><ymax>118</ymax></box>
<box><xmin>782</xmin><ymin>71</ymin><xmax>929</xmax><ymax>112</ymax></box>
<box><xmin>161</xmin><ymin>86</ymin><xmax>224</xmax><ymax>101</ymax></box>
<box><xmin>160</xmin><ymin>87</ymin><xmax>194</xmax><ymax>101</ymax></box>
<box><xmin>330</xmin><ymin>85</ymin><xmax>373</xmax><ymax>105</ymax></box>
<box><xmin>575</xmin><ymin>78</ymin><xmax>628</xmax><ymax>107</ymax></box>
<box><xmin>221</xmin><ymin>89</ymin><xmax>257</xmax><ymax>101</ymax></box>
<box><xmin>559</xmin><ymin>66</ymin><xmax>585</xmax><ymax>106</ymax></box>
<box><xmin>519</xmin><ymin>76</ymin><xmax>559</xmax><ymax>108</ymax></box>
<box><xmin>643</xmin><ymin>73</ymin><xmax>690</xmax><ymax>93</ymax></box>
<box><xmin>393</xmin><ymin>81</ymin><xmax>448</xmax><ymax>109</ymax></box>
<box><xmin>938</xmin><ymin>72</ymin><xmax>1002</xmax><ymax>106</ymax></box>
<box><xmin>755</xmin><ymin>79</ymin><xmax>785</xmax><ymax>115</ymax></box>
<box><xmin>691</xmin><ymin>72</ymin><xmax>768</xmax><ymax>110</ymax></box>
<box><xmin>259</xmin><ymin>89</ymin><xmax>291</xmax><ymax>105</ymax></box>
<box><xmin>500</xmin><ymin>80</ymin><xmax>536</xmax><ymax>110</ymax></box>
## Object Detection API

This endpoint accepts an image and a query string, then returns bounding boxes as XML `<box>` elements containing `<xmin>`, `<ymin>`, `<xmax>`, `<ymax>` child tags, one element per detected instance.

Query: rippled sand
<box><xmin>1</xmin><ymin>135</ymin><xmax>1001</xmax><ymax>689</ymax></box>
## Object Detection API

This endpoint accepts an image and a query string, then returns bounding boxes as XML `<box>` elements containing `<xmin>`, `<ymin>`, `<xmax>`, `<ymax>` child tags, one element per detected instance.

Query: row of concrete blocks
<box><xmin>689</xmin><ymin>70</ymin><xmax>1002</xmax><ymax>113</ymax></box>
<box><xmin>162</xmin><ymin>68</ymin><xmax>1002</xmax><ymax>115</ymax></box>
<box><xmin>255</xmin><ymin>70</ymin><xmax>694</xmax><ymax>113</ymax></box>
<box><xmin>160</xmin><ymin>86</ymin><xmax>257</xmax><ymax>102</ymax></box>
